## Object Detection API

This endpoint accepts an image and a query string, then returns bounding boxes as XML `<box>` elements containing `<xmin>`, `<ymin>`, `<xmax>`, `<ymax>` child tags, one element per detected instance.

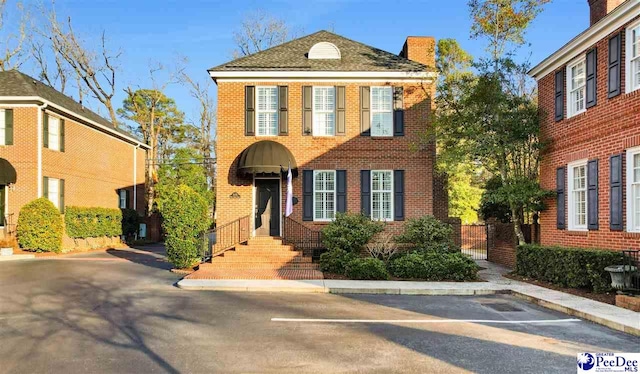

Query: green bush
<box><xmin>345</xmin><ymin>257</ymin><xmax>389</xmax><ymax>280</ymax></box>
<box><xmin>16</xmin><ymin>198</ymin><xmax>63</xmax><ymax>253</ymax></box>
<box><xmin>321</xmin><ymin>212</ymin><xmax>384</xmax><ymax>253</ymax></box>
<box><xmin>64</xmin><ymin>207</ymin><xmax>122</xmax><ymax>239</ymax></box>
<box><xmin>516</xmin><ymin>244</ymin><xmax>624</xmax><ymax>293</ymax></box>
<box><xmin>162</xmin><ymin>184</ymin><xmax>211</xmax><ymax>269</ymax></box>
<box><xmin>319</xmin><ymin>249</ymin><xmax>358</xmax><ymax>274</ymax></box>
<box><xmin>388</xmin><ymin>251</ymin><xmax>479</xmax><ymax>281</ymax></box>
<box><xmin>395</xmin><ymin>215</ymin><xmax>455</xmax><ymax>252</ymax></box>
<box><xmin>121</xmin><ymin>208</ymin><xmax>141</xmax><ymax>238</ymax></box>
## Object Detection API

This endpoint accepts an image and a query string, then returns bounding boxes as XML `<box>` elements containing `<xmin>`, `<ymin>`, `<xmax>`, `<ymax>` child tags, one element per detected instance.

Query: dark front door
<box><xmin>255</xmin><ymin>179</ymin><xmax>280</xmax><ymax>237</ymax></box>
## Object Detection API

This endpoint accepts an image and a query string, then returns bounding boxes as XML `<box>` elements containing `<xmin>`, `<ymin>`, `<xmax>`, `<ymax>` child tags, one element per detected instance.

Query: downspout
<box><xmin>36</xmin><ymin>103</ymin><xmax>48</xmax><ymax>197</ymax></box>
<box><xmin>133</xmin><ymin>144</ymin><xmax>138</xmax><ymax>212</ymax></box>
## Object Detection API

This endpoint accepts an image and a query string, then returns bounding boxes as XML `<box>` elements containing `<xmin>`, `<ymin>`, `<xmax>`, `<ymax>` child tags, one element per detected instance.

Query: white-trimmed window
<box><xmin>256</xmin><ymin>86</ymin><xmax>278</xmax><ymax>136</ymax></box>
<box><xmin>568</xmin><ymin>160</ymin><xmax>588</xmax><ymax>231</ymax></box>
<box><xmin>47</xmin><ymin>178</ymin><xmax>61</xmax><ymax>209</ymax></box>
<box><xmin>626</xmin><ymin>21</ymin><xmax>640</xmax><ymax>93</ymax></box>
<box><xmin>371</xmin><ymin>170</ymin><xmax>393</xmax><ymax>221</ymax></box>
<box><xmin>371</xmin><ymin>87</ymin><xmax>393</xmax><ymax>137</ymax></box>
<box><xmin>627</xmin><ymin>147</ymin><xmax>640</xmax><ymax>232</ymax></box>
<box><xmin>48</xmin><ymin>115</ymin><xmax>61</xmax><ymax>151</ymax></box>
<box><xmin>0</xmin><ymin>109</ymin><xmax>5</xmax><ymax>145</ymax></box>
<box><xmin>119</xmin><ymin>190</ymin><xmax>127</xmax><ymax>209</ymax></box>
<box><xmin>313</xmin><ymin>170</ymin><xmax>336</xmax><ymax>221</ymax></box>
<box><xmin>567</xmin><ymin>57</ymin><xmax>586</xmax><ymax>118</ymax></box>
<box><xmin>312</xmin><ymin>87</ymin><xmax>335</xmax><ymax>136</ymax></box>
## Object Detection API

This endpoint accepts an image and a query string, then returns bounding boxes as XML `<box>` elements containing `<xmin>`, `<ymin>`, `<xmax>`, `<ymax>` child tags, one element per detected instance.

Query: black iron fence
<box><xmin>283</xmin><ymin>216</ymin><xmax>325</xmax><ymax>259</ymax></box>
<box><xmin>622</xmin><ymin>250</ymin><xmax>639</xmax><ymax>294</ymax></box>
<box><xmin>460</xmin><ymin>224</ymin><xmax>488</xmax><ymax>260</ymax></box>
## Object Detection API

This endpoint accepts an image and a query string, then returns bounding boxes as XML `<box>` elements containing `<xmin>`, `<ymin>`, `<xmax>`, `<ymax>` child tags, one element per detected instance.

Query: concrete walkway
<box><xmin>178</xmin><ymin>261</ymin><xmax>640</xmax><ymax>336</ymax></box>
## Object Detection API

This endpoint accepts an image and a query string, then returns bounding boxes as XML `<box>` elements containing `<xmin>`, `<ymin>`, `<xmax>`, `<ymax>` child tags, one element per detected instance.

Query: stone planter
<box><xmin>0</xmin><ymin>247</ymin><xmax>13</xmax><ymax>256</ymax></box>
<box><xmin>605</xmin><ymin>265</ymin><xmax>638</xmax><ymax>290</ymax></box>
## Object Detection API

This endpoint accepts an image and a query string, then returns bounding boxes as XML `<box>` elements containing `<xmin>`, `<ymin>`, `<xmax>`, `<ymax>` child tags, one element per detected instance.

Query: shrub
<box><xmin>121</xmin><ymin>208</ymin><xmax>141</xmax><ymax>238</ymax></box>
<box><xmin>516</xmin><ymin>244</ymin><xmax>624</xmax><ymax>293</ymax></box>
<box><xmin>395</xmin><ymin>215</ymin><xmax>455</xmax><ymax>252</ymax></box>
<box><xmin>388</xmin><ymin>251</ymin><xmax>479</xmax><ymax>281</ymax></box>
<box><xmin>16</xmin><ymin>198</ymin><xmax>63</xmax><ymax>252</ymax></box>
<box><xmin>321</xmin><ymin>212</ymin><xmax>383</xmax><ymax>253</ymax></box>
<box><xmin>64</xmin><ymin>207</ymin><xmax>122</xmax><ymax>239</ymax></box>
<box><xmin>319</xmin><ymin>249</ymin><xmax>357</xmax><ymax>274</ymax></box>
<box><xmin>345</xmin><ymin>257</ymin><xmax>389</xmax><ymax>280</ymax></box>
<box><xmin>365</xmin><ymin>232</ymin><xmax>399</xmax><ymax>261</ymax></box>
<box><xmin>161</xmin><ymin>185</ymin><xmax>211</xmax><ymax>269</ymax></box>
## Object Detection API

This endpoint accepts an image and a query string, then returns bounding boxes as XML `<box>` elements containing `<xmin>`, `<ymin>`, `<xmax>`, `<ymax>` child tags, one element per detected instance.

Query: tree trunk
<box><xmin>106</xmin><ymin>99</ymin><xmax>117</xmax><ymax>127</ymax></box>
<box><xmin>510</xmin><ymin>205</ymin><xmax>526</xmax><ymax>245</ymax></box>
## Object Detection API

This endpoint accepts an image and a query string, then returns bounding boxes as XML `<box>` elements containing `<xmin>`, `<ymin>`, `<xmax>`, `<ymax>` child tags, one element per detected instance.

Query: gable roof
<box><xmin>209</xmin><ymin>30</ymin><xmax>432</xmax><ymax>74</ymax></box>
<box><xmin>0</xmin><ymin>70</ymin><xmax>146</xmax><ymax>146</ymax></box>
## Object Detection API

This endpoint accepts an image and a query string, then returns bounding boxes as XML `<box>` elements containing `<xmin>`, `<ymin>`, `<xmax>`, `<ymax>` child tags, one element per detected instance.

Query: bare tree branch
<box><xmin>232</xmin><ymin>10</ymin><xmax>293</xmax><ymax>58</ymax></box>
<box><xmin>0</xmin><ymin>0</ymin><xmax>28</xmax><ymax>71</ymax></box>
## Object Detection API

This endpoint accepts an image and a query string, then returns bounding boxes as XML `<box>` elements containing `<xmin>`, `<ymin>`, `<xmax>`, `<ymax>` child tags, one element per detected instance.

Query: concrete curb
<box><xmin>0</xmin><ymin>254</ymin><xmax>36</xmax><ymax>262</ymax></box>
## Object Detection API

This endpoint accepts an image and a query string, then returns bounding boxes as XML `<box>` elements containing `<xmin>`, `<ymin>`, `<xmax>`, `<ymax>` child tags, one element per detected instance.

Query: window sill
<box><xmin>623</xmin><ymin>232</ymin><xmax>640</xmax><ymax>239</ymax></box>
<box><xmin>566</xmin><ymin>230</ymin><xmax>588</xmax><ymax>236</ymax></box>
<box><xmin>566</xmin><ymin>110</ymin><xmax>587</xmax><ymax>120</ymax></box>
<box><xmin>370</xmin><ymin>136</ymin><xmax>395</xmax><ymax>140</ymax></box>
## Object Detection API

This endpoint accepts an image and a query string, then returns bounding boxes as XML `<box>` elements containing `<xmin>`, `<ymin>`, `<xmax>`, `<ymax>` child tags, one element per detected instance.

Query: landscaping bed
<box><xmin>505</xmin><ymin>272</ymin><xmax>616</xmax><ymax>305</ymax></box>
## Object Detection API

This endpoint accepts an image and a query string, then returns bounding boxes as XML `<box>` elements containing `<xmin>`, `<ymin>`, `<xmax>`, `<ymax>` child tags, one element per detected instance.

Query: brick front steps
<box><xmin>189</xmin><ymin>237</ymin><xmax>323</xmax><ymax>280</ymax></box>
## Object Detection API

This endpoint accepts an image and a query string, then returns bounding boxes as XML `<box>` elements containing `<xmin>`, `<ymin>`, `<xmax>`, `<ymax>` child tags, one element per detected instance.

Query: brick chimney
<box><xmin>588</xmin><ymin>0</ymin><xmax>625</xmax><ymax>26</ymax></box>
<box><xmin>399</xmin><ymin>36</ymin><xmax>435</xmax><ymax>68</ymax></box>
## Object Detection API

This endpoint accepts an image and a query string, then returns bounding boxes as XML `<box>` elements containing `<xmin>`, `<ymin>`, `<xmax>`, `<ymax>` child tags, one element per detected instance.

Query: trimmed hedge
<box><xmin>64</xmin><ymin>207</ymin><xmax>122</xmax><ymax>239</ymax></box>
<box><xmin>516</xmin><ymin>244</ymin><xmax>624</xmax><ymax>293</ymax></box>
<box><xmin>121</xmin><ymin>208</ymin><xmax>141</xmax><ymax>238</ymax></box>
<box><xmin>388</xmin><ymin>251</ymin><xmax>479</xmax><ymax>281</ymax></box>
<box><xmin>17</xmin><ymin>198</ymin><xmax>63</xmax><ymax>253</ymax></box>
<box><xmin>345</xmin><ymin>257</ymin><xmax>389</xmax><ymax>280</ymax></box>
<box><xmin>322</xmin><ymin>212</ymin><xmax>384</xmax><ymax>253</ymax></box>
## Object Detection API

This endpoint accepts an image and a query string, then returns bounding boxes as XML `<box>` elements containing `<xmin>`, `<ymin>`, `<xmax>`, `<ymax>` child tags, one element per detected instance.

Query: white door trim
<box><xmin>252</xmin><ymin>176</ymin><xmax>282</xmax><ymax>237</ymax></box>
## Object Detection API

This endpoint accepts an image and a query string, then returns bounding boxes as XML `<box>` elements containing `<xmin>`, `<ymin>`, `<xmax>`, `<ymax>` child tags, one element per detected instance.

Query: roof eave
<box><xmin>208</xmin><ymin>70</ymin><xmax>438</xmax><ymax>82</ymax></box>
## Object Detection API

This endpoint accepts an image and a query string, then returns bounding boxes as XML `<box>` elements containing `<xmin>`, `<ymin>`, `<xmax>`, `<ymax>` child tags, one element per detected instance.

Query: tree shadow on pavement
<box><xmin>106</xmin><ymin>244</ymin><xmax>172</xmax><ymax>271</ymax></box>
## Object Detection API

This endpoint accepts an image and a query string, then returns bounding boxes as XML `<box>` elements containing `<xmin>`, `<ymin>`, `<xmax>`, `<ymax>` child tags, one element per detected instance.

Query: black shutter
<box><xmin>394</xmin><ymin>170</ymin><xmax>405</xmax><ymax>221</ymax></box>
<box><xmin>302</xmin><ymin>170</ymin><xmax>313</xmax><ymax>221</ymax></box>
<box><xmin>586</xmin><ymin>48</ymin><xmax>597</xmax><ymax>108</ymax></box>
<box><xmin>59</xmin><ymin>179</ymin><xmax>65</xmax><ymax>213</ymax></box>
<box><xmin>587</xmin><ymin>159</ymin><xmax>599</xmax><ymax>230</ymax></box>
<box><xmin>360</xmin><ymin>86</ymin><xmax>370</xmax><ymax>136</ymax></box>
<box><xmin>59</xmin><ymin>118</ymin><xmax>65</xmax><ymax>152</ymax></box>
<box><xmin>245</xmin><ymin>86</ymin><xmax>255</xmax><ymax>136</ymax></box>
<box><xmin>4</xmin><ymin>109</ymin><xmax>13</xmax><ymax>145</ymax></box>
<box><xmin>126</xmin><ymin>189</ymin><xmax>131</xmax><ymax>209</ymax></box>
<box><xmin>43</xmin><ymin>113</ymin><xmax>49</xmax><ymax>148</ymax></box>
<box><xmin>278</xmin><ymin>86</ymin><xmax>288</xmax><ymax>135</ymax></box>
<box><xmin>43</xmin><ymin>176</ymin><xmax>49</xmax><ymax>198</ymax></box>
<box><xmin>608</xmin><ymin>33</ymin><xmax>621</xmax><ymax>98</ymax></box>
<box><xmin>336</xmin><ymin>170</ymin><xmax>347</xmax><ymax>213</ymax></box>
<box><xmin>360</xmin><ymin>170</ymin><xmax>371</xmax><ymax>217</ymax></box>
<box><xmin>556</xmin><ymin>167</ymin><xmax>566</xmax><ymax>230</ymax></box>
<box><xmin>610</xmin><ymin>154</ymin><xmax>623</xmax><ymax>230</ymax></box>
<box><xmin>393</xmin><ymin>86</ymin><xmax>404</xmax><ymax>136</ymax></box>
<box><xmin>336</xmin><ymin>86</ymin><xmax>346</xmax><ymax>135</ymax></box>
<box><xmin>554</xmin><ymin>69</ymin><xmax>564</xmax><ymax>122</ymax></box>
<box><xmin>302</xmin><ymin>86</ymin><xmax>312</xmax><ymax>135</ymax></box>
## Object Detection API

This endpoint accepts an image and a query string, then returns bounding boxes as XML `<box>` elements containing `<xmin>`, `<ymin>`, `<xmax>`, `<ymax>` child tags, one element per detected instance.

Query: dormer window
<box><xmin>308</xmin><ymin>42</ymin><xmax>341</xmax><ymax>60</ymax></box>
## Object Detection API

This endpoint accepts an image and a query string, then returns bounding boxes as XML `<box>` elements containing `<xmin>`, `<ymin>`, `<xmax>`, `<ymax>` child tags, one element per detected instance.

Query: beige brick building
<box><xmin>0</xmin><ymin>70</ymin><xmax>148</xmax><ymax>238</ymax></box>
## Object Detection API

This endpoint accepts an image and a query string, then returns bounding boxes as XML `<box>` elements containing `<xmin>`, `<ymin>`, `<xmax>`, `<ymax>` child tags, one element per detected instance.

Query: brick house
<box><xmin>529</xmin><ymin>0</ymin><xmax>640</xmax><ymax>250</ymax></box>
<box><xmin>0</xmin><ymin>70</ymin><xmax>148</xmax><ymax>240</ymax></box>
<box><xmin>202</xmin><ymin>31</ymin><xmax>445</xmax><ymax>277</ymax></box>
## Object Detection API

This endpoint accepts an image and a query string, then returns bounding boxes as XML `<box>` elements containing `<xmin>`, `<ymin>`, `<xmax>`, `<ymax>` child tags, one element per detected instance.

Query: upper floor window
<box><xmin>371</xmin><ymin>87</ymin><xmax>393</xmax><ymax>137</ymax></box>
<box><xmin>313</xmin><ymin>87</ymin><xmax>335</xmax><ymax>136</ymax></box>
<box><xmin>568</xmin><ymin>160</ymin><xmax>587</xmax><ymax>231</ymax></box>
<box><xmin>0</xmin><ymin>109</ymin><xmax>13</xmax><ymax>146</ymax></box>
<box><xmin>627</xmin><ymin>22</ymin><xmax>640</xmax><ymax>93</ymax></box>
<box><xmin>371</xmin><ymin>170</ymin><xmax>393</xmax><ymax>221</ymax></box>
<box><xmin>627</xmin><ymin>147</ymin><xmax>640</xmax><ymax>233</ymax></box>
<box><xmin>313</xmin><ymin>170</ymin><xmax>336</xmax><ymax>221</ymax></box>
<box><xmin>44</xmin><ymin>113</ymin><xmax>64</xmax><ymax>151</ymax></box>
<box><xmin>119</xmin><ymin>189</ymin><xmax>128</xmax><ymax>209</ymax></box>
<box><xmin>256</xmin><ymin>87</ymin><xmax>278</xmax><ymax>136</ymax></box>
<box><xmin>567</xmin><ymin>57</ymin><xmax>586</xmax><ymax>118</ymax></box>
<box><xmin>0</xmin><ymin>109</ymin><xmax>5</xmax><ymax>145</ymax></box>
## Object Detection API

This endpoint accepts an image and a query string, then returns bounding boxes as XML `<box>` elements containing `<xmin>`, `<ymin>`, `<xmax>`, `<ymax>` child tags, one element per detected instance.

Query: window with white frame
<box><xmin>312</xmin><ymin>87</ymin><xmax>335</xmax><ymax>136</ymax></box>
<box><xmin>0</xmin><ymin>109</ymin><xmax>5</xmax><ymax>145</ymax></box>
<box><xmin>627</xmin><ymin>22</ymin><xmax>640</xmax><ymax>93</ymax></box>
<box><xmin>371</xmin><ymin>87</ymin><xmax>393</xmax><ymax>137</ymax></box>
<box><xmin>627</xmin><ymin>147</ymin><xmax>640</xmax><ymax>232</ymax></box>
<box><xmin>568</xmin><ymin>160</ymin><xmax>588</xmax><ymax>230</ymax></box>
<box><xmin>48</xmin><ymin>115</ymin><xmax>60</xmax><ymax>151</ymax></box>
<box><xmin>47</xmin><ymin>178</ymin><xmax>61</xmax><ymax>209</ymax></box>
<box><xmin>256</xmin><ymin>87</ymin><xmax>278</xmax><ymax>136</ymax></box>
<box><xmin>119</xmin><ymin>190</ymin><xmax>127</xmax><ymax>209</ymax></box>
<box><xmin>313</xmin><ymin>170</ymin><xmax>336</xmax><ymax>221</ymax></box>
<box><xmin>567</xmin><ymin>58</ymin><xmax>586</xmax><ymax>117</ymax></box>
<box><xmin>371</xmin><ymin>170</ymin><xmax>393</xmax><ymax>221</ymax></box>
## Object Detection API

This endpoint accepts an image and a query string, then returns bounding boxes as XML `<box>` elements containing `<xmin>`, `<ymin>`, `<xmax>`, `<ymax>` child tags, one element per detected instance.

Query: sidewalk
<box><xmin>178</xmin><ymin>261</ymin><xmax>640</xmax><ymax>336</ymax></box>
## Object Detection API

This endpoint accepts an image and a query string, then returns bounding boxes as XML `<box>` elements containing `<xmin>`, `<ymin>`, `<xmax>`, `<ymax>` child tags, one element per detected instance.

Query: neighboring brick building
<box><xmin>529</xmin><ymin>0</ymin><xmax>640</xmax><ymax>250</ymax></box>
<box><xmin>208</xmin><ymin>30</ymin><xmax>445</xmax><ymax>255</ymax></box>
<box><xmin>0</xmin><ymin>70</ymin><xmax>148</xmax><ymax>239</ymax></box>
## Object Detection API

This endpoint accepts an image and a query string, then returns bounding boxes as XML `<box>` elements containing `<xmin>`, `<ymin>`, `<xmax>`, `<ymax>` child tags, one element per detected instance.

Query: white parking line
<box><xmin>271</xmin><ymin>318</ymin><xmax>581</xmax><ymax>324</ymax></box>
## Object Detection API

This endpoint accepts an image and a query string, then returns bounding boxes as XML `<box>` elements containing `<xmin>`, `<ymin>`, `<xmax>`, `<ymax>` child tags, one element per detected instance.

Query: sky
<box><xmin>13</xmin><ymin>0</ymin><xmax>591</xmax><ymax>129</ymax></box>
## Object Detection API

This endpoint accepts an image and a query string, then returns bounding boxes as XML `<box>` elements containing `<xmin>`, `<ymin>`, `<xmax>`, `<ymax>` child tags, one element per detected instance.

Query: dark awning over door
<box><xmin>0</xmin><ymin>158</ymin><xmax>16</xmax><ymax>185</ymax></box>
<box><xmin>237</xmin><ymin>140</ymin><xmax>297</xmax><ymax>177</ymax></box>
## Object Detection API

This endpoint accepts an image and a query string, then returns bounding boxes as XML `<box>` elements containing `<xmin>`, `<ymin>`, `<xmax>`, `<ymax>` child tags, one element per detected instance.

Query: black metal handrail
<box><xmin>207</xmin><ymin>215</ymin><xmax>251</xmax><ymax>259</ymax></box>
<box><xmin>622</xmin><ymin>250</ymin><xmax>639</xmax><ymax>294</ymax></box>
<box><xmin>3</xmin><ymin>213</ymin><xmax>15</xmax><ymax>237</ymax></box>
<box><xmin>282</xmin><ymin>216</ymin><xmax>325</xmax><ymax>258</ymax></box>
